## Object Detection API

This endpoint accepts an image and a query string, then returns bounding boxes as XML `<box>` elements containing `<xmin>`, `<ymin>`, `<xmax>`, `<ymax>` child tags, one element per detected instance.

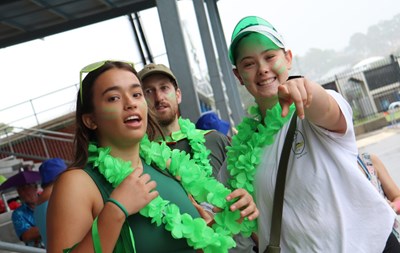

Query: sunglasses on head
<box><xmin>79</xmin><ymin>60</ymin><xmax>135</xmax><ymax>103</ymax></box>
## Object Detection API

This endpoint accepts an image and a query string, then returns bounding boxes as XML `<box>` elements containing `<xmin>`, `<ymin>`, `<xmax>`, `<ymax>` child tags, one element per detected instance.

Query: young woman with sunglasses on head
<box><xmin>46</xmin><ymin>61</ymin><xmax>258</xmax><ymax>253</ymax></box>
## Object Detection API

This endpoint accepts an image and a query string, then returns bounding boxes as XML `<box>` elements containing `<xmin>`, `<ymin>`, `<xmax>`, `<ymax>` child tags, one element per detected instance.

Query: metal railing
<box><xmin>0</xmin><ymin>125</ymin><xmax>74</xmax><ymax>163</ymax></box>
<box><xmin>0</xmin><ymin>84</ymin><xmax>78</xmax><ymax>130</ymax></box>
<box><xmin>0</xmin><ymin>84</ymin><xmax>77</xmax><ymax>163</ymax></box>
<box><xmin>0</xmin><ymin>241</ymin><xmax>46</xmax><ymax>253</ymax></box>
<box><xmin>319</xmin><ymin>54</ymin><xmax>400</xmax><ymax>125</ymax></box>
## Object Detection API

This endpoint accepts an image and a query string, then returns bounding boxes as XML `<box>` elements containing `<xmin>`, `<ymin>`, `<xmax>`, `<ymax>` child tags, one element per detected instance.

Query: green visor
<box><xmin>79</xmin><ymin>60</ymin><xmax>134</xmax><ymax>104</ymax></box>
<box><xmin>228</xmin><ymin>16</ymin><xmax>286</xmax><ymax>65</ymax></box>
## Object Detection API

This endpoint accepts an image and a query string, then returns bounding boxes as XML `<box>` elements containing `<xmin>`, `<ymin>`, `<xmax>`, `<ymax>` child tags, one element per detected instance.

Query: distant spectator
<box><xmin>195</xmin><ymin>111</ymin><xmax>230</xmax><ymax>136</ymax></box>
<box><xmin>34</xmin><ymin>158</ymin><xmax>67</xmax><ymax>248</ymax></box>
<box><xmin>12</xmin><ymin>182</ymin><xmax>43</xmax><ymax>247</ymax></box>
<box><xmin>358</xmin><ymin>152</ymin><xmax>400</xmax><ymax>244</ymax></box>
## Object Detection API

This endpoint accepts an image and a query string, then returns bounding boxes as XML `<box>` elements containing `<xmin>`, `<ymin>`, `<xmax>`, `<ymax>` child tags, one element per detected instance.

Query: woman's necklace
<box><xmin>226</xmin><ymin>103</ymin><xmax>295</xmax><ymax>196</ymax></box>
<box><xmin>87</xmin><ymin>135</ymin><xmax>257</xmax><ymax>252</ymax></box>
<box><xmin>178</xmin><ymin>117</ymin><xmax>212</xmax><ymax>176</ymax></box>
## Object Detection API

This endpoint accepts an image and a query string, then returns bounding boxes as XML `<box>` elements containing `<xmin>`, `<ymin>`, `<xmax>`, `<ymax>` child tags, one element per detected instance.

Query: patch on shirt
<box><xmin>293</xmin><ymin>130</ymin><xmax>306</xmax><ymax>156</ymax></box>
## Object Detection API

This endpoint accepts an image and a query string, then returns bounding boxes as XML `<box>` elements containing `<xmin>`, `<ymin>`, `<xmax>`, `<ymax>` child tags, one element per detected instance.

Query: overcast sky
<box><xmin>218</xmin><ymin>0</ymin><xmax>400</xmax><ymax>56</ymax></box>
<box><xmin>1</xmin><ymin>0</ymin><xmax>399</xmax><ymax>125</ymax></box>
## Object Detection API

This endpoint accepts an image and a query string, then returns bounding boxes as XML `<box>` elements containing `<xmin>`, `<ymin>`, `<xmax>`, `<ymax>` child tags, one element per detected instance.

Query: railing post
<box><xmin>28</xmin><ymin>101</ymin><xmax>50</xmax><ymax>158</ymax></box>
<box><xmin>1</xmin><ymin>193</ymin><xmax>10</xmax><ymax>212</ymax></box>
<box><xmin>29</xmin><ymin>100</ymin><xmax>40</xmax><ymax>127</ymax></box>
<box><xmin>5</xmin><ymin>129</ymin><xmax>15</xmax><ymax>154</ymax></box>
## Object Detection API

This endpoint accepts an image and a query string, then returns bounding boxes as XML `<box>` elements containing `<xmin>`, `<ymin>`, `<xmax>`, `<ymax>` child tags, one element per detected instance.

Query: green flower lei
<box><xmin>87</xmin><ymin>135</ymin><xmax>257</xmax><ymax>253</ymax></box>
<box><xmin>227</xmin><ymin>103</ymin><xmax>295</xmax><ymax>196</ymax></box>
<box><xmin>178</xmin><ymin>117</ymin><xmax>212</xmax><ymax>176</ymax></box>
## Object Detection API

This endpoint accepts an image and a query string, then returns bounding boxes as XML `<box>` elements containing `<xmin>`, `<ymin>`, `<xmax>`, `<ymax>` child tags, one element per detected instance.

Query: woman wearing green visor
<box><xmin>224</xmin><ymin>16</ymin><xmax>399</xmax><ymax>252</ymax></box>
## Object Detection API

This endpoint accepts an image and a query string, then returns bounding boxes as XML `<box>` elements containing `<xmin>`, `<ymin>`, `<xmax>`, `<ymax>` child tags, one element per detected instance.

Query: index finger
<box><xmin>284</xmin><ymin>82</ymin><xmax>305</xmax><ymax>119</ymax></box>
<box><xmin>287</xmin><ymin>75</ymin><xmax>309</xmax><ymax>114</ymax></box>
<box><xmin>278</xmin><ymin>85</ymin><xmax>292</xmax><ymax>117</ymax></box>
<box><xmin>292</xmin><ymin>89</ymin><xmax>305</xmax><ymax>119</ymax></box>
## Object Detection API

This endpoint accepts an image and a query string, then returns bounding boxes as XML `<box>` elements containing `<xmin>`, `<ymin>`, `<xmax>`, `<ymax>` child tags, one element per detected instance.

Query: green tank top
<box><xmin>84</xmin><ymin>159</ymin><xmax>198</xmax><ymax>253</ymax></box>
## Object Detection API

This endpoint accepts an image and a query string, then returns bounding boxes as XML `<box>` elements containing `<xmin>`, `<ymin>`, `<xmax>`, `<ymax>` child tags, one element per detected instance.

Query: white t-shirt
<box><xmin>256</xmin><ymin>90</ymin><xmax>395</xmax><ymax>252</ymax></box>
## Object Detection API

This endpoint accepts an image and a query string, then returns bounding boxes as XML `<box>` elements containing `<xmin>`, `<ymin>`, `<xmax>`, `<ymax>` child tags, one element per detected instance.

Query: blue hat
<box><xmin>39</xmin><ymin>158</ymin><xmax>67</xmax><ymax>185</ymax></box>
<box><xmin>196</xmin><ymin>112</ymin><xmax>230</xmax><ymax>135</ymax></box>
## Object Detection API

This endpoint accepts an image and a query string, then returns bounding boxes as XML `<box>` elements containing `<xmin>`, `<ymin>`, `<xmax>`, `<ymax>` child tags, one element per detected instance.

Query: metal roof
<box><xmin>0</xmin><ymin>0</ymin><xmax>156</xmax><ymax>49</ymax></box>
<box><xmin>0</xmin><ymin>0</ymin><xmax>244</xmax><ymax>124</ymax></box>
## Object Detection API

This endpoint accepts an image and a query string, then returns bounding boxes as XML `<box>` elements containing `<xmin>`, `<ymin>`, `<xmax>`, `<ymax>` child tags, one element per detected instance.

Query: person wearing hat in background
<box><xmin>138</xmin><ymin>63</ymin><xmax>257</xmax><ymax>252</ymax></box>
<box><xmin>138</xmin><ymin>63</ymin><xmax>231</xmax><ymax>179</ymax></box>
<box><xmin>224</xmin><ymin>15</ymin><xmax>400</xmax><ymax>252</ymax></box>
<box><xmin>34</xmin><ymin>157</ymin><xmax>67</xmax><ymax>248</ymax></box>
<box><xmin>10</xmin><ymin>173</ymin><xmax>43</xmax><ymax>247</ymax></box>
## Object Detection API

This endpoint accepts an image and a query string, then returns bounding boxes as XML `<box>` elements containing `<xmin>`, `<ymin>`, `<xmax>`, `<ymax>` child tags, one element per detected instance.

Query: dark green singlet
<box><xmin>84</xmin><ymin>159</ymin><xmax>199</xmax><ymax>253</ymax></box>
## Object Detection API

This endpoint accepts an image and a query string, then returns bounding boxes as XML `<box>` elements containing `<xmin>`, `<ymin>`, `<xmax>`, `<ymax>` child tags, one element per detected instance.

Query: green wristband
<box><xmin>107</xmin><ymin>198</ymin><xmax>129</xmax><ymax>218</ymax></box>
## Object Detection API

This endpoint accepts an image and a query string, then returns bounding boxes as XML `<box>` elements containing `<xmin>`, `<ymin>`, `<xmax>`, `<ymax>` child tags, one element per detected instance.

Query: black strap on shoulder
<box><xmin>265</xmin><ymin>113</ymin><xmax>297</xmax><ymax>253</ymax></box>
<box><xmin>357</xmin><ymin>154</ymin><xmax>371</xmax><ymax>180</ymax></box>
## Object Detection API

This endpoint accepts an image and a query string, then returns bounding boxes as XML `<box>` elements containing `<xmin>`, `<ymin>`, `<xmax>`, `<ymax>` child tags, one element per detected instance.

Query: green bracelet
<box><xmin>107</xmin><ymin>198</ymin><xmax>129</xmax><ymax>218</ymax></box>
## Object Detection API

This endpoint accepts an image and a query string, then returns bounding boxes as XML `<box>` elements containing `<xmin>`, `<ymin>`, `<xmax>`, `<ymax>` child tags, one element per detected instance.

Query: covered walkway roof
<box><xmin>0</xmin><ymin>0</ymin><xmax>156</xmax><ymax>49</ymax></box>
<box><xmin>0</xmin><ymin>0</ymin><xmax>244</xmax><ymax>124</ymax></box>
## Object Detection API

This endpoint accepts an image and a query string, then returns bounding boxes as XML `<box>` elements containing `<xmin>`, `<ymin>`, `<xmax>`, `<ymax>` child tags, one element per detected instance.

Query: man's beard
<box><xmin>157</xmin><ymin>110</ymin><xmax>176</xmax><ymax>127</ymax></box>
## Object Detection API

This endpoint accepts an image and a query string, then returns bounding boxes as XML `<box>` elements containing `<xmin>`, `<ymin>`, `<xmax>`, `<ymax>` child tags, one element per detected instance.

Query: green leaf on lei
<box><xmin>164</xmin><ymin>204</ymin><xmax>184</xmax><ymax>238</ymax></box>
<box><xmin>178</xmin><ymin>117</ymin><xmax>213</xmax><ymax>176</ymax></box>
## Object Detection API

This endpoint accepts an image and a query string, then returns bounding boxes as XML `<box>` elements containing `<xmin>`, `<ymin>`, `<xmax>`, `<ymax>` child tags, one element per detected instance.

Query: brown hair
<box><xmin>71</xmin><ymin>61</ymin><xmax>162</xmax><ymax>169</ymax></box>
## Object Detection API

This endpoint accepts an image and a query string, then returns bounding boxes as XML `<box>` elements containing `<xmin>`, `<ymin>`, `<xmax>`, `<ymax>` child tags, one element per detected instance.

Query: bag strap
<box><xmin>265</xmin><ymin>114</ymin><xmax>297</xmax><ymax>253</ymax></box>
<box><xmin>357</xmin><ymin>154</ymin><xmax>372</xmax><ymax>180</ymax></box>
